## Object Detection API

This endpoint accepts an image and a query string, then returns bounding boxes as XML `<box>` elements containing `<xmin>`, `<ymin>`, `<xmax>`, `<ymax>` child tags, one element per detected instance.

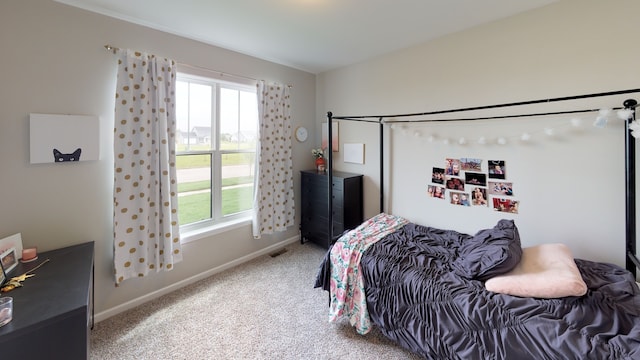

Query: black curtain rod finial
<box><xmin>624</xmin><ymin>99</ymin><xmax>638</xmax><ymax>108</ymax></box>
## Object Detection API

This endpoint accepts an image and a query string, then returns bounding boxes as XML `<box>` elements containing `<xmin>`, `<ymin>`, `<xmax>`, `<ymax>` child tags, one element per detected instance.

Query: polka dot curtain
<box><xmin>113</xmin><ymin>49</ymin><xmax>182</xmax><ymax>285</ymax></box>
<box><xmin>252</xmin><ymin>81</ymin><xmax>295</xmax><ymax>238</ymax></box>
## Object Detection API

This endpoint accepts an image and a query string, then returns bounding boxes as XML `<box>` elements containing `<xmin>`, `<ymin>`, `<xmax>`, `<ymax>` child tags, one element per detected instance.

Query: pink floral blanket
<box><xmin>328</xmin><ymin>213</ymin><xmax>409</xmax><ymax>334</ymax></box>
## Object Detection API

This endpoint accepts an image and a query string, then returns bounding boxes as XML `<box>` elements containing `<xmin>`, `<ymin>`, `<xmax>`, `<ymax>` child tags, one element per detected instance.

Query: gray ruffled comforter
<box><xmin>360</xmin><ymin>223</ymin><xmax>640</xmax><ymax>359</ymax></box>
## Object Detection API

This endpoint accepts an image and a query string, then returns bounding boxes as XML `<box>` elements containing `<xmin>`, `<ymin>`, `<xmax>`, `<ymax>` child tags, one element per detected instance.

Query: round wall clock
<box><xmin>295</xmin><ymin>126</ymin><xmax>308</xmax><ymax>142</ymax></box>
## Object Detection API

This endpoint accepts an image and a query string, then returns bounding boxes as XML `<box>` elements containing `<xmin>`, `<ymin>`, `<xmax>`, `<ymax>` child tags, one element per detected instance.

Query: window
<box><xmin>176</xmin><ymin>73</ymin><xmax>257</xmax><ymax>233</ymax></box>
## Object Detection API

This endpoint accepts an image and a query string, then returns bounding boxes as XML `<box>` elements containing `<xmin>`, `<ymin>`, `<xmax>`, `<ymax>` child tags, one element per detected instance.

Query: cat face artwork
<box><xmin>53</xmin><ymin>148</ymin><xmax>82</xmax><ymax>162</ymax></box>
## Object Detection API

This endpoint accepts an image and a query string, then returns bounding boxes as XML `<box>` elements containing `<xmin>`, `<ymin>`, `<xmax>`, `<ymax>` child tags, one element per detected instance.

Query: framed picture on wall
<box><xmin>322</xmin><ymin>121</ymin><xmax>339</xmax><ymax>152</ymax></box>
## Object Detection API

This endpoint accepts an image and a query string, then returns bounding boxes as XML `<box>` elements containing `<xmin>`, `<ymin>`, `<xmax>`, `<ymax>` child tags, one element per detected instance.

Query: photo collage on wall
<box><xmin>427</xmin><ymin>158</ymin><xmax>519</xmax><ymax>214</ymax></box>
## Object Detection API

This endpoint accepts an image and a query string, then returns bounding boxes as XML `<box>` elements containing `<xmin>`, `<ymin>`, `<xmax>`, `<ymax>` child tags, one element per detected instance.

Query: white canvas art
<box><xmin>344</xmin><ymin>143</ymin><xmax>365</xmax><ymax>164</ymax></box>
<box><xmin>30</xmin><ymin>113</ymin><xmax>100</xmax><ymax>164</ymax></box>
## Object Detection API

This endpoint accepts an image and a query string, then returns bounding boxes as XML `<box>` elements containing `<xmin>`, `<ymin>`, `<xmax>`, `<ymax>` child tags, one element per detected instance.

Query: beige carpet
<box><xmin>90</xmin><ymin>242</ymin><xmax>421</xmax><ymax>360</ymax></box>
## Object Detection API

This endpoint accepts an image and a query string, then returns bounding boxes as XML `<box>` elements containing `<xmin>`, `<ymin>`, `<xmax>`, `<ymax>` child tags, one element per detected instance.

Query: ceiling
<box><xmin>55</xmin><ymin>0</ymin><xmax>559</xmax><ymax>74</ymax></box>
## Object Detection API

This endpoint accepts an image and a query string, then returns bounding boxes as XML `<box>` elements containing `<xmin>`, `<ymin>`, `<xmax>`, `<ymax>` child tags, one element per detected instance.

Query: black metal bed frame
<box><xmin>325</xmin><ymin>88</ymin><xmax>640</xmax><ymax>277</ymax></box>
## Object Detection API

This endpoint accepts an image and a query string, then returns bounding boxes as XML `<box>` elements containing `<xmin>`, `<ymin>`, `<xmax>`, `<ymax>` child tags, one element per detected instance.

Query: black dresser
<box><xmin>0</xmin><ymin>241</ymin><xmax>94</xmax><ymax>360</ymax></box>
<box><xmin>300</xmin><ymin>170</ymin><xmax>363</xmax><ymax>248</ymax></box>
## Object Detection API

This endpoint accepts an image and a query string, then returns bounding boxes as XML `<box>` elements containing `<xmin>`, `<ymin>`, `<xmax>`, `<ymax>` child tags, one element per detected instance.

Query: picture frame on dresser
<box><xmin>0</xmin><ymin>261</ymin><xmax>6</xmax><ymax>287</ymax></box>
<box><xmin>0</xmin><ymin>248</ymin><xmax>17</xmax><ymax>274</ymax></box>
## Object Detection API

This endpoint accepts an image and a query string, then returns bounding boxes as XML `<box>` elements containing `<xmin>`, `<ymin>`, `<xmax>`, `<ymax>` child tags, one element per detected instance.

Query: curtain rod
<box><xmin>104</xmin><ymin>44</ymin><xmax>292</xmax><ymax>88</ymax></box>
<box><xmin>330</xmin><ymin>88</ymin><xmax>640</xmax><ymax>122</ymax></box>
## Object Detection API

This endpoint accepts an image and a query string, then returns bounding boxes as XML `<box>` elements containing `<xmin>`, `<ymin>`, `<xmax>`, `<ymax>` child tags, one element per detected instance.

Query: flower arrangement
<box><xmin>311</xmin><ymin>148</ymin><xmax>324</xmax><ymax>159</ymax></box>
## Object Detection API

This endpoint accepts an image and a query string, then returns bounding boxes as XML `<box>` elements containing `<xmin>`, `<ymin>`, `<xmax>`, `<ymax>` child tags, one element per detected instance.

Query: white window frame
<box><xmin>176</xmin><ymin>71</ymin><xmax>257</xmax><ymax>243</ymax></box>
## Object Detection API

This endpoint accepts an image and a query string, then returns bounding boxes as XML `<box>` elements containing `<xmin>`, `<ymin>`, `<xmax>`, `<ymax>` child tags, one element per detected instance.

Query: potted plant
<box><xmin>312</xmin><ymin>148</ymin><xmax>326</xmax><ymax>172</ymax></box>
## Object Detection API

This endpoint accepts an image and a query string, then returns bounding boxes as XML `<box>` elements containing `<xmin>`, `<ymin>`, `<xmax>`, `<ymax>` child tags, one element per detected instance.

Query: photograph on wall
<box><xmin>488</xmin><ymin>160</ymin><xmax>506</xmax><ymax>179</ymax></box>
<box><xmin>460</xmin><ymin>158</ymin><xmax>482</xmax><ymax>172</ymax></box>
<box><xmin>431</xmin><ymin>167</ymin><xmax>445</xmax><ymax>184</ymax></box>
<box><xmin>446</xmin><ymin>178</ymin><xmax>464</xmax><ymax>191</ymax></box>
<box><xmin>465</xmin><ymin>172</ymin><xmax>487</xmax><ymax>186</ymax></box>
<box><xmin>321</xmin><ymin>121</ymin><xmax>339</xmax><ymax>152</ymax></box>
<box><xmin>489</xmin><ymin>181</ymin><xmax>514</xmax><ymax>196</ymax></box>
<box><xmin>30</xmin><ymin>113</ymin><xmax>100</xmax><ymax>164</ymax></box>
<box><xmin>471</xmin><ymin>187</ymin><xmax>488</xmax><ymax>206</ymax></box>
<box><xmin>445</xmin><ymin>158</ymin><xmax>461</xmax><ymax>176</ymax></box>
<box><xmin>493</xmin><ymin>198</ymin><xmax>519</xmax><ymax>213</ymax></box>
<box><xmin>450</xmin><ymin>191</ymin><xmax>470</xmax><ymax>206</ymax></box>
<box><xmin>427</xmin><ymin>185</ymin><xmax>445</xmax><ymax>199</ymax></box>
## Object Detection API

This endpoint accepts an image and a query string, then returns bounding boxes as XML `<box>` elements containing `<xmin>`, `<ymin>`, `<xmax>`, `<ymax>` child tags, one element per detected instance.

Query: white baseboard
<box><xmin>94</xmin><ymin>235</ymin><xmax>300</xmax><ymax>323</ymax></box>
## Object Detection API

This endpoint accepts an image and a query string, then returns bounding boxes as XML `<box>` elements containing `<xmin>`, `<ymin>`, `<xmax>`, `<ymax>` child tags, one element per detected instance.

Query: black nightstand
<box><xmin>300</xmin><ymin>170</ymin><xmax>363</xmax><ymax>248</ymax></box>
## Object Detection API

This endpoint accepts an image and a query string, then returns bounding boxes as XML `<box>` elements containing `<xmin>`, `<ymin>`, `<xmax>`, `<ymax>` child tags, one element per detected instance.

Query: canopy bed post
<box><xmin>327</xmin><ymin>112</ymin><xmax>334</xmax><ymax>248</ymax></box>
<box><xmin>625</xmin><ymin>99</ymin><xmax>639</xmax><ymax>277</ymax></box>
<box><xmin>379</xmin><ymin>118</ymin><xmax>384</xmax><ymax>213</ymax></box>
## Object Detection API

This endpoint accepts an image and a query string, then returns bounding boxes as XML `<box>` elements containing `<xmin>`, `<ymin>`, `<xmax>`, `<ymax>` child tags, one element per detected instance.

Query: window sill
<box><xmin>180</xmin><ymin>217</ymin><xmax>252</xmax><ymax>245</ymax></box>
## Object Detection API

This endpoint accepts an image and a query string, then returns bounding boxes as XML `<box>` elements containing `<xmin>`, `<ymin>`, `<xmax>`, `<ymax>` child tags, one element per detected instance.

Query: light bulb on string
<box><xmin>599</xmin><ymin>108</ymin><xmax>611</xmax><ymax>117</ymax></box>
<box><xmin>617</xmin><ymin>109</ymin><xmax>633</xmax><ymax>120</ymax></box>
<box><xmin>629</xmin><ymin>121</ymin><xmax>640</xmax><ymax>138</ymax></box>
<box><xmin>593</xmin><ymin>116</ymin><xmax>608</xmax><ymax>128</ymax></box>
<box><xmin>570</xmin><ymin>118</ymin><xmax>582</xmax><ymax>127</ymax></box>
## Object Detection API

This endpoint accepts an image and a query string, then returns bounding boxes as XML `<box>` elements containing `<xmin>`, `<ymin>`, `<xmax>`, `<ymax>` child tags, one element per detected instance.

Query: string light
<box><xmin>395</xmin><ymin>107</ymin><xmax>634</xmax><ymax>145</ymax></box>
<box><xmin>593</xmin><ymin>116</ymin><xmax>607</xmax><ymax>128</ymax></box>
<box><xmin>617</xmin><ymin>109</ymin><xmax>633</xmax><ymax>120</ymax></box>
<box><xmin>570</xmin><ymin>118</ymin><xmax>582</xmax><ymax>127</ymax></box>
<box><xmin>629</xmin><ymin>121</ymin><xmax>640</xmax><ymax>138</ymax></box>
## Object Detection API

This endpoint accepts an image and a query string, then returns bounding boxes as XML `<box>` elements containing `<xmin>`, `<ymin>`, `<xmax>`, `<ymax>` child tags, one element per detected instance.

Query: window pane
<box><xmin>177</xmin><ymin>154</ymin><xmax>212</xmax><ymax>225</ymax></box>
<box><xmin>176</xmin><ymin>81</ymin><xmax>190</xmax><ymax>147</ymax></box>
<box><xmin>176</xmin><ymin>81</ymin><xmax>212</xmax><ymax>151</ymax></box>
<box><xmin>220</xmin><ymin>88</ymin><xmax>239</xmax><ymax>150</ymax></box>
<box><xmin>239</xmin><ymin>91</ymin><xmax>258</xmax><ymax>150</ymax></box>
<box><xmin>221</xmin><ymin>152</ymin><xmax>254</xmax><ymax>216</ymax></box>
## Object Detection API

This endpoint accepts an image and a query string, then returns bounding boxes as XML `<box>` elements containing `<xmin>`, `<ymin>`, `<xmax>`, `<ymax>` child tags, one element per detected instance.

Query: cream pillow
<box><xmin>485</xmin><ymin>243</ymin><xmax>587</xmax><ymax>298</ymax></box>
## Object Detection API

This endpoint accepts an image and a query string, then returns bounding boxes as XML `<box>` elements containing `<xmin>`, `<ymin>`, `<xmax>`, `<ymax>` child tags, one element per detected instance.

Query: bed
<box><xmin>313</xmin><ymin>91</ymin><xmax>640</xmax><ymax>359</ymax></box>
<box><xmin>316</xmin><ymin>213</ymin><xmax>640</xmax><ymax>359</ymax></box>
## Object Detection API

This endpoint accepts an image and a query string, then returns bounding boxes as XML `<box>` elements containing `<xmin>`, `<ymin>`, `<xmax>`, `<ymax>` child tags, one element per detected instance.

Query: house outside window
<box><xmin>176</xmin><ymin>73</ymin><xmax>257</xmax><ymax>235</ymax></box>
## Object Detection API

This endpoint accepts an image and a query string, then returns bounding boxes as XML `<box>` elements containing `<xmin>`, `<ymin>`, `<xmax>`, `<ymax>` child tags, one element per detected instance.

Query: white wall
<box><xmin>317</xmin><ymin>0</ymin><xmax>640</xmax><ymax>274</ymax></box>
<box><xmin>0</xmin><ymin>0</ymin><xmax>316</xmax><ymax>319</ymax></box>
